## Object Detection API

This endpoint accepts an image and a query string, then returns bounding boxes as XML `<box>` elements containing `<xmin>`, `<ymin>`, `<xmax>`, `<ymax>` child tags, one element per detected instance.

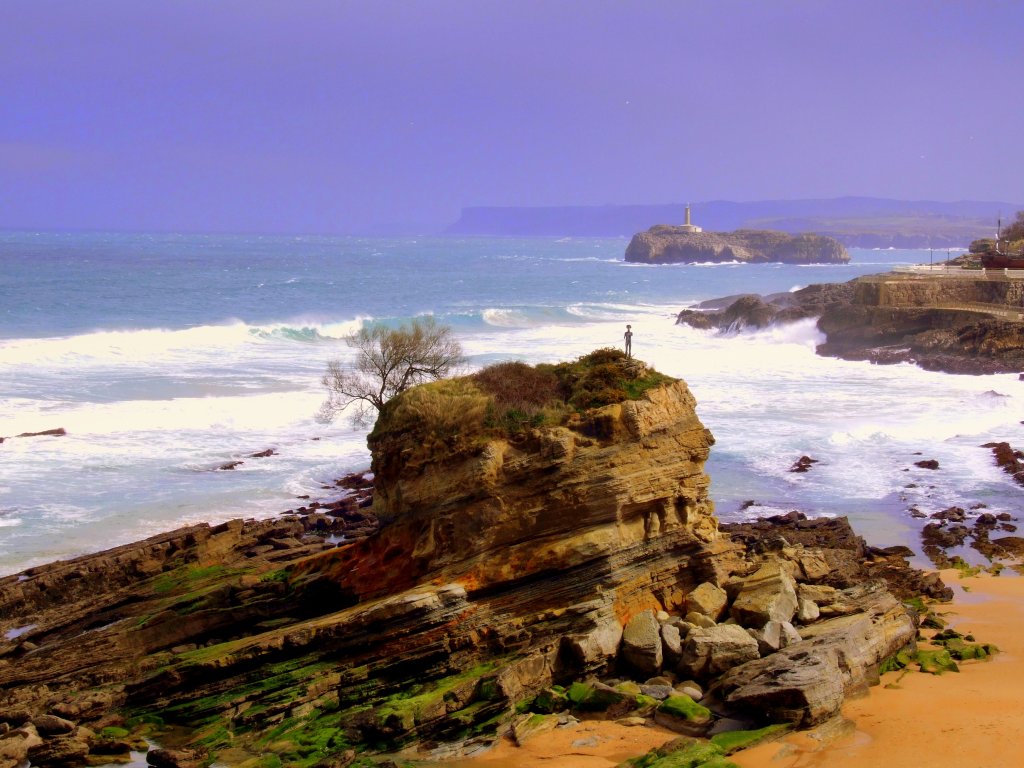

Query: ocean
<box><xmin>1</xmin><ymin>232</ymin><xmax>1020</xmax><ymax>576</ymax></box>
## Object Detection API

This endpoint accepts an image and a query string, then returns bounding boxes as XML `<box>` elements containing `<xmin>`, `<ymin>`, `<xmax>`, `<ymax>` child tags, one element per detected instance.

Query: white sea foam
<box><xmin>481</xmin><ymin>308</ymin><xmax>535</xmax><ymax>327</ymax></box>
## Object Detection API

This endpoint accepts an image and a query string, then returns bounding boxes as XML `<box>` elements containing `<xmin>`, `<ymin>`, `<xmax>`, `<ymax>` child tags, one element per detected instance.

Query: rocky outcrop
<box><xmin>0</xmin><ymin>375</ymin><xmax>727</xmax><ymax>767</ymax></box>
<box><xmin>714</xmin><ymin>582</ymin><xmax>913</xmax><ymax>726</ymax></box>
<box><xmin>0</xmin><ymin>372</ymin><xmax>937</xmax><ymax>768</ymax></box>
<box><xmin>677</xmin><ymin>273</ymin><xmax>1024</xmax><ymax>375</ymax></box>
<box><xmin>625</xmin><ymin>226</ymin><xmax>849</xmax><ymax>265</ymax></box>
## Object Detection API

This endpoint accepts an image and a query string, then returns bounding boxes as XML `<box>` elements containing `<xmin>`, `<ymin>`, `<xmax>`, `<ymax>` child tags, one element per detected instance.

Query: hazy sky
<box><xmin>2</xmin><ymin>1</ymin><xmax>1022</xmax><ymax>234</ymax></box>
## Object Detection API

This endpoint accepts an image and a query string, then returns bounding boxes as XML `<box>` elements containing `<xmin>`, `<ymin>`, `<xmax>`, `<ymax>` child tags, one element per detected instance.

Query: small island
<box><xmin>625</xmin><ymin>206</ymin><xmax>849</xmax><ymax>265</ymax></box>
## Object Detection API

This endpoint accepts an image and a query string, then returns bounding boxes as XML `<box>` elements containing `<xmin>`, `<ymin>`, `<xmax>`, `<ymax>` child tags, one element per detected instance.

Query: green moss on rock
<box><xmin>657</xmin><ymin>695</ymin><xmax>711</xmax><ymax>724</ymax></box>
<box><xmin>566</xmin><ymin>682</ymin><xmax>628</xmax><ymax>712</ymax></box>
<box><xmin>709</xmin><ymin>724</ymin><xmax>788</xmax><ymax>754</ymax></box>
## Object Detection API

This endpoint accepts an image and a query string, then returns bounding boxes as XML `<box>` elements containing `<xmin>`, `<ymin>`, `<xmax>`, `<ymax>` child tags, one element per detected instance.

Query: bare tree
<box><xmin>318</xmin><ymin>317</ymin><xmax>464</xmax><ymax>426</ymax></box>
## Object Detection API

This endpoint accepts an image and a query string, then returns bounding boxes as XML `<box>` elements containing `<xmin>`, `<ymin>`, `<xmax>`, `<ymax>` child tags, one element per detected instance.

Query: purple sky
<box><xmin>2</xmin><ymin>0</ymin><xmax>1022</xmax><ymax>234</ymax></box>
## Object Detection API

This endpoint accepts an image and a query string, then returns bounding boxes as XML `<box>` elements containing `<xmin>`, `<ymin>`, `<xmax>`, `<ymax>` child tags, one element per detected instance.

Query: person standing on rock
<box><xmin>624</xmin><ymin>324</ymin><xmax>633</xmax><ymax>358</ymax></box>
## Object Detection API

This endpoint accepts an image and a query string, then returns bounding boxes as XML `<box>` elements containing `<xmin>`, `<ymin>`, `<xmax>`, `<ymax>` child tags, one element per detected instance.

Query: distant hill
<box><xmin>446</xmin><ymin>197</ymin><xmax>1023</xmax><ymax>247</ymax></box>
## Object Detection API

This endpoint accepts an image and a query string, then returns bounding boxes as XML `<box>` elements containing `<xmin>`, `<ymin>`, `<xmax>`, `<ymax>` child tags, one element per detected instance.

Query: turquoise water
<box><xmin>1</xmin><ymin>232</ymin><xmax>1019</xmax><ymax>574</ymax></box>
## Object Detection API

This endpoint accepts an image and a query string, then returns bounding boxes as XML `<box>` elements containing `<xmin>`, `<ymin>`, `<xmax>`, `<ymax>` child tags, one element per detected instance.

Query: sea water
<box><xmin>1</xmin><ymin>232</ymin><xmax>1020</xmax><ymax>575</ymax></box>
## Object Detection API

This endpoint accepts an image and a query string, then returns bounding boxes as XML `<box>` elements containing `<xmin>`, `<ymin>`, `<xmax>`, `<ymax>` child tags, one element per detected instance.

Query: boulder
<box><xmin>730</xmin><ymin>561</ymin><xmax>798</xmax><ymax>628</ymax></box>
<box><xmin>677</xmin><ymin>624</ymin><xmax>760</xmax><ymax>680</ymax></box>
<box><xmin>32</xmin><ymin>715</ymin><xmax>75</xmax><ymax>736</ymax></box>
<box><xmin>621</xmin><ymin>610</ymin><xmax>663</xmax><ymax>677</ymax></box>
<box><xmin>562</xmin><ymin>619</ymin><xmax>623</xmax><ymax>667</ymax></box>
<box><xmin>684</xmin><ymin>582</ymin><xmax>728</xmax><ymax>621</ymax></box>
<box><xmin>715</xmin><ymin>582</ymin><xmax>916</xmax><ymax>726</ymax></box>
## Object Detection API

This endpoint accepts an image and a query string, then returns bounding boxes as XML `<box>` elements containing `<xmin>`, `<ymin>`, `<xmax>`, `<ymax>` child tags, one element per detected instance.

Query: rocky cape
<box><xmin>676</xmin><ymin>272</ymin><xmax>1024</xmax><ymax>375</ymax></box>
<box><xmin>624</xmin><ymin>226</ymin><xmax>849</xmax><ymax>265</ymax></box>
<box><xmin>0</xmin><ymin>369</ymin><xmax>954</xmax><ymax>768</ymax></box>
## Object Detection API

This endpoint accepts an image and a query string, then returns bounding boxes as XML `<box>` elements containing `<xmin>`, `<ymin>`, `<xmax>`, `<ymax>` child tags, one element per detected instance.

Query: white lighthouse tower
<box><xmin>680</xmin><ymin>203</ymin><xmax>702</xmax><ymax>233</ymax></box>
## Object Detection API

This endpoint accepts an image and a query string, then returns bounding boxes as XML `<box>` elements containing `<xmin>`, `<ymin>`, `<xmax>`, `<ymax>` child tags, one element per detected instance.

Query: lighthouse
<box><xmin>680</xmin><ymin>203</ymin><xmax>702</xmax><ymax>233</ymax></box>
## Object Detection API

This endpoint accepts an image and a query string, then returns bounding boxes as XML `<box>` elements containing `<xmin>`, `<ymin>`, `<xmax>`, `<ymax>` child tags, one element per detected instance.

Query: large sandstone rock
<box><xmin>677</xmin><ymin>624</ymin><xmax>760</xmax><ymax>680</ymax></box>
<box><xmin>621</xmin><ymin>611</ymin><xmax>663</xmax><ymax>676</ymax></box>
<box><xmin>729</xmin><ymin>561</ymin><xmax>798</xmax><ymax>628</ymax></box>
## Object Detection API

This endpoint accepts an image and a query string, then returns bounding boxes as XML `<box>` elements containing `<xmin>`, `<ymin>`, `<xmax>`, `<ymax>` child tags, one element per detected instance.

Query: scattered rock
<box><xmin>789</xmin><ymin>455</ymin><xmax>819</xmax><ymax>473</ymax></box>
<box><xmin>914</xmin><ymin>459</ymin><xmax>940</xmax><ymax>470</ymax></box>
<box><xmin>14</xmin><ymin>428</ymin><xmax>67</xmax><ymax>438</ymax></box>
<box><xmin>931</xmin><ymin>506</ymin><xmax>965</xmax><ymax>522</ymax></box>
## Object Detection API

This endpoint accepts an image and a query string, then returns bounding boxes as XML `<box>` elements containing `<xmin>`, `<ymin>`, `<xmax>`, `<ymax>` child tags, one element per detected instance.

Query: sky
<box><xmin>2</xmin><ymin>0</ymin><xmax>1022</xmax><ymax>234</ymax></box>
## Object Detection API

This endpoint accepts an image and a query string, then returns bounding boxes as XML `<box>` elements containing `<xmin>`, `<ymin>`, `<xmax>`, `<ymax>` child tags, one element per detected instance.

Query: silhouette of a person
<box><xmin>624</xmin><ymin>324</ymin><xmax>633</xmax><ymax>358</ymax></box>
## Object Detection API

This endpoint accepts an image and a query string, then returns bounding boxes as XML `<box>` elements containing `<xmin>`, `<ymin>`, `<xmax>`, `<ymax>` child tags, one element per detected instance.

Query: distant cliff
<box><xmin>446</xmin><ymin>197</ymin><xmax>1020</xmax><ymax>247</ymax></box>
<box><xmin>625</xmin><ymin>226</ymin><xmax>849</xmax><ymax>265</ymax></box>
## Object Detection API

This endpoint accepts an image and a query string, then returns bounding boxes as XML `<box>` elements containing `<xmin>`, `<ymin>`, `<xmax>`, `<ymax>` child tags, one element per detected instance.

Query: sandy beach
<box><xmin>457</xmin><ymin>568</ymin><xmax>1024</xmax><ymax>768</ymax></box>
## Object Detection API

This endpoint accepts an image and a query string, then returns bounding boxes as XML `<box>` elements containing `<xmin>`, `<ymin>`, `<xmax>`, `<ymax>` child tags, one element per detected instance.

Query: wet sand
<box><xmin>449</xmin><ymin>720</ymin><xmax>680</xmax><ymax>768</ymax></box>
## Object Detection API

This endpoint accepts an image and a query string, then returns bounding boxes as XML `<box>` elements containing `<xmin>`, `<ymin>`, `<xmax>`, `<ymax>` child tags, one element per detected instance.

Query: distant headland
<box><xmin>446</xmin><ymin>196</ymin><xmax>1022</xmax><ymax>247</ymax></box>
<box><xmin>624</xmin><ymin>206</ymin><xmax>849</xmax><ymax>265</ymax></box>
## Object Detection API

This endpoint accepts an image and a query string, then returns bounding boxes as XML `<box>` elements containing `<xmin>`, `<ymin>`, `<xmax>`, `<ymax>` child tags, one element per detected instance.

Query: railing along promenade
<box><xmin>871</xmin><ymin>265</ymin><xmax>1024</xmax><ymax>321</ymax></box>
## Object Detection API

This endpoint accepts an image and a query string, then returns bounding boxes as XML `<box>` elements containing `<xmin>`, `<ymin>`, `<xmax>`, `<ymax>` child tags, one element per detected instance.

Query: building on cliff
<box><xmin>680</xmin><ymin>204</ymin><xmax>703</xmax><ymax>234</ymax></box>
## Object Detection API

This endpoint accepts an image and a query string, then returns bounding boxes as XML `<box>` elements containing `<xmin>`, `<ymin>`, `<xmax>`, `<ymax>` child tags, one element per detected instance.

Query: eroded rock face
<box><xmin>315</xmin><ymin>379</ymin><xmax>719</xmax><ymax>602</ymax></box>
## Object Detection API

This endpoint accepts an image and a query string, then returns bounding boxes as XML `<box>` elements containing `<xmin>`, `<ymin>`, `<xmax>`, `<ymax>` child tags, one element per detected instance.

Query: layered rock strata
<box><xmin>0</xmin><ymin>376</ymin><xmax>928</xmax><ymax>768</ymax></box>
<box><xmin>625</xmin><ymin>226</ymin><xmax>848</xmax><ymax>265</ymax></box>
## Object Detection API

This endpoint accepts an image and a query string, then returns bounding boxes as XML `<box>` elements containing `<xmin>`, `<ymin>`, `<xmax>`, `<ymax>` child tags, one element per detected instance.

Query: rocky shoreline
<box><xmin>675</xmin><ymin>272</ymin><xmax>1024</xmax><ymax>375</ymax></box>
<box><xmin>0</xmin><ymin>360</ymin><xmax>1015</xmax><ymax>768</ymax></box>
